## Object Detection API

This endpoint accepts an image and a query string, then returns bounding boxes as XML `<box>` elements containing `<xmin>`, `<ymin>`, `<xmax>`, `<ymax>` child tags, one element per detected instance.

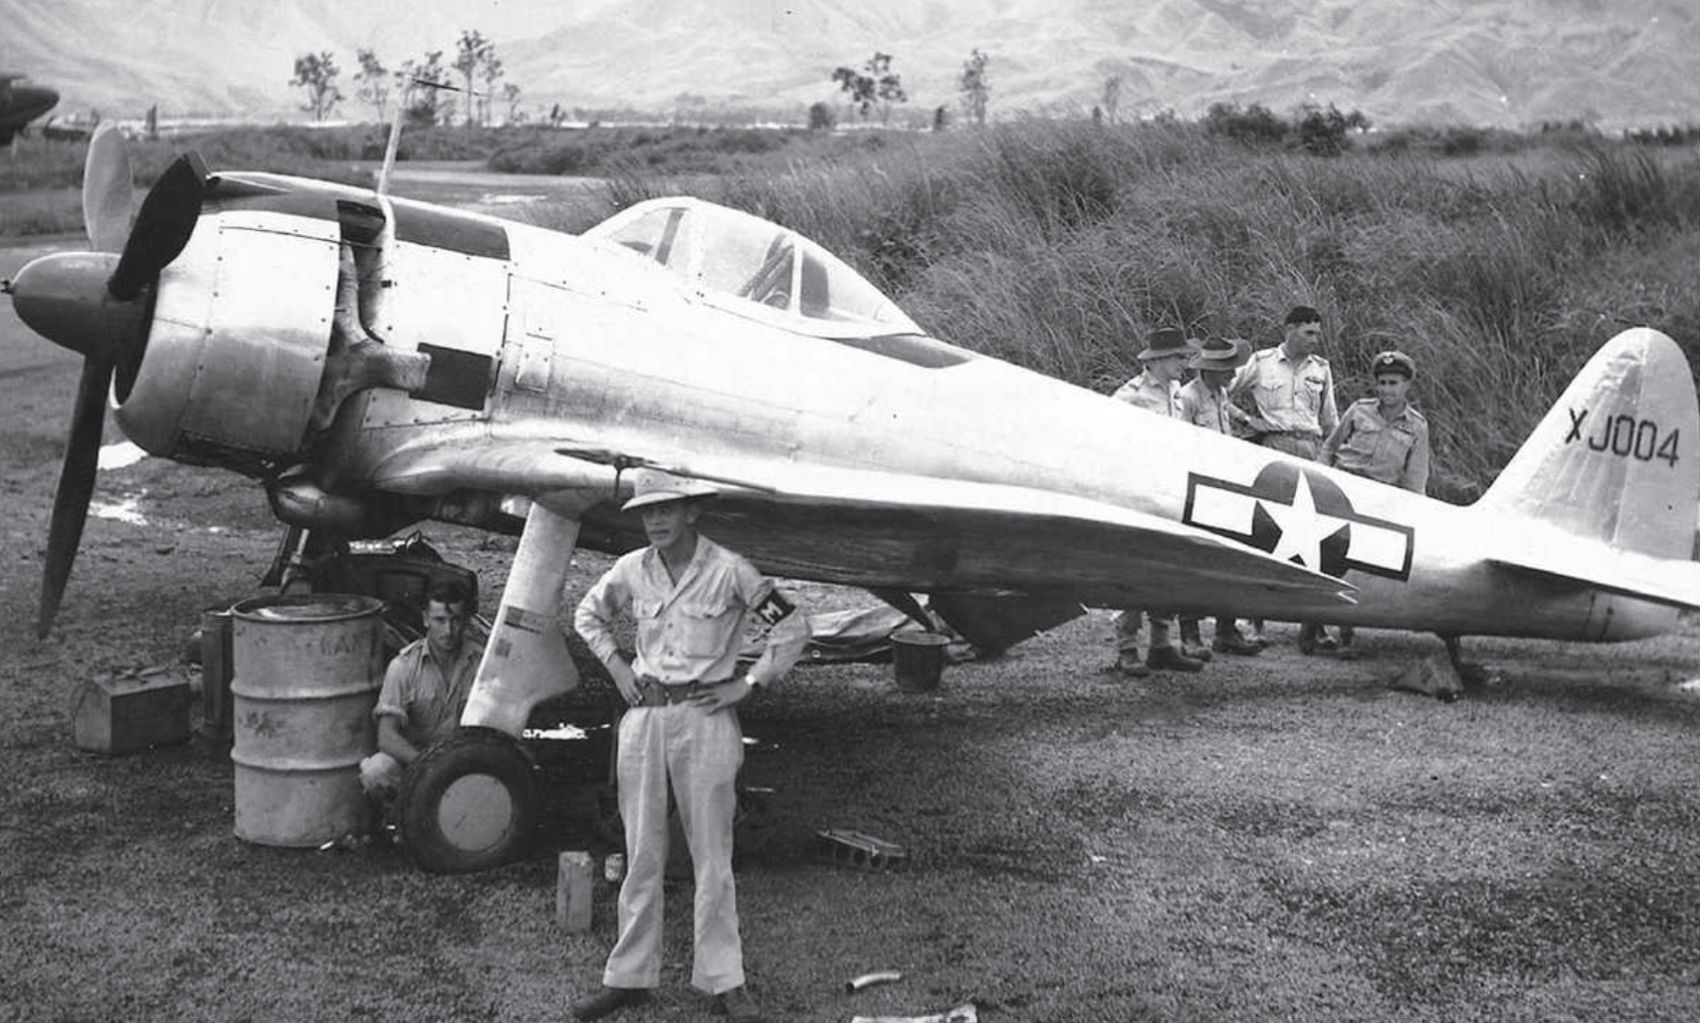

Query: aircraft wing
<box><xmin>1490</xmin><ymin>525</ymin><xmax>1700</xmax><ymax>611</ymax></box>
<box><xmin>369</xmin><ymin>438</ymin><xmax>1355</xmax><ymax>610</ymax></box>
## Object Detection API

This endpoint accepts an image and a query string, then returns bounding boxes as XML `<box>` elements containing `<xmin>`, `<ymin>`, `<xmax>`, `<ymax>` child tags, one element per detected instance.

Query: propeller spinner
<box><xmin>6</xmin><ymin>131</ymin><xmax>208</xmax><ymax>635</ymax></box>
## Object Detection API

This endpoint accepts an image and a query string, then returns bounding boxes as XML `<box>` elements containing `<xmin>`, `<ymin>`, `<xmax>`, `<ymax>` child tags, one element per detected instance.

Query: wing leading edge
<box><xmin>367</xmin><ymin>437</ymin><xmax>1356</xmax><ymax>611</ymax></box>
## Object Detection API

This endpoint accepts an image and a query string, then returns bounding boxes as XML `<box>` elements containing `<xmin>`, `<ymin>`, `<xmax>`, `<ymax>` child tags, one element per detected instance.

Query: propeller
<box><xmin>107</xmin><ymin>149</ymin><xmax>207</xmax><ymax>301</ymax></box>
<box><xmin>81</xmin><ymin>122</ymin><xmax>132</xmax><ymax>253</ymax></box>
<box><xmin>20</xmin><ymin>131</ymin><xmax>209</xmax><ymax>636</ymax></box>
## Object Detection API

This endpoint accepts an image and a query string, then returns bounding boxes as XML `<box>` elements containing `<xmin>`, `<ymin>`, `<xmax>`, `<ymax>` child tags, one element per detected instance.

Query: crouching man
<box><xmin>571</xmin><ymin>470</ymin><xmax>809</xmax><ymax>1023</ymax></box>
<box><xmin>358</xmin><ymin>581</ymin><xmax>482</xmax><ymax>803</ymax></box>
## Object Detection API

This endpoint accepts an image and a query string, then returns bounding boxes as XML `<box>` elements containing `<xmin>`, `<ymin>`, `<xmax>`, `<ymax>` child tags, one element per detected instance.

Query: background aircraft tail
<box><xmin>1480</xmin><ymin>326</ymin><xmax>1699</xmax><ymax>563</ymax></box>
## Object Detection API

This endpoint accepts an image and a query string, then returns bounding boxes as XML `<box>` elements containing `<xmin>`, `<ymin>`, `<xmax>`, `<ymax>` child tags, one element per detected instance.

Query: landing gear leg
<box><xmin>1440</xmin><ymin>633</ymin><xmax>1492</xmax><ymax>690</ymax></box>
<box><xmin>399</xmin><ymin>500</ymin><xmax>588</xmax><ymax>872</ymax></box>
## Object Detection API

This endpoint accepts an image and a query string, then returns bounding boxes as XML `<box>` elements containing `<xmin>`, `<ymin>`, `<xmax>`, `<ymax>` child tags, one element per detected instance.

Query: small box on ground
<box><xmin>73</xmin><ymin>667</ymin><xmax>192</xmax><ymax>755</ymax></box>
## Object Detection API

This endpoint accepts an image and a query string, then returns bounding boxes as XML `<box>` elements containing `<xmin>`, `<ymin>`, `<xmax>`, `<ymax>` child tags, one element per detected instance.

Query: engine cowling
<box><xmin>116</xmin><ymin>206</ymin><xmax>339</xmax><ymax>463</ymax></box>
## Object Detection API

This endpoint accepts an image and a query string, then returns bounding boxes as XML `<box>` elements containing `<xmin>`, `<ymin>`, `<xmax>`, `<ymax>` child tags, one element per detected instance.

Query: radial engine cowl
<box><xmin>116</xmin><ymin>208</ymin><xmax>340</xmax><ymax>461</ymax></box>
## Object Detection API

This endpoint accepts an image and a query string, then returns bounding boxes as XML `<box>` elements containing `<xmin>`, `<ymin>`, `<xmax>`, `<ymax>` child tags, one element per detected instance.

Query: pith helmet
<box><xmin>621</xmin><ymin>469</ymin><xmax>718</xmax><ymax>511</ymax></box>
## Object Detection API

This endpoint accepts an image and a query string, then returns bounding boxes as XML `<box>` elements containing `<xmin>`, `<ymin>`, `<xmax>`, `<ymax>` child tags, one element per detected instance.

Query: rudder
<box><xmin>1479</xmin><ymin>327</ymin><xmax>1699</xmax><ymax>560</ymax></box>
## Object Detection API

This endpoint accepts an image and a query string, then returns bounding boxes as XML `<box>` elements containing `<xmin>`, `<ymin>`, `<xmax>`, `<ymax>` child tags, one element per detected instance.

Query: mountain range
<box><xmin>3</xmin><ymin>0</ymin><xmax>1695</xmax><ymax>129</ymax></box>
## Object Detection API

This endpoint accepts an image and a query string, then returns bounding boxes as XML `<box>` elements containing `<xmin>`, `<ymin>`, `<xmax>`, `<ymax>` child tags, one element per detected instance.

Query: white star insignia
<box><xmin>1260</xmin><ymin>471</ymin><xmax>1350</xmax><ymax>569</ymax></box>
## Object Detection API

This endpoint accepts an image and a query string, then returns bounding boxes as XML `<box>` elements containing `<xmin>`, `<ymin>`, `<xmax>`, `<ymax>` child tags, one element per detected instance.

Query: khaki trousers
<box><xmin>603</xmin><ymin>702</ymin><xmax>746</xmax><ymax>994</ymax></box>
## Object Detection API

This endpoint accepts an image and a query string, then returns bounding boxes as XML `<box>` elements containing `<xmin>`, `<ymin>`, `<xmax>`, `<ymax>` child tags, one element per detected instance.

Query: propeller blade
<box><xmin>81</xmin><ymin>123</ymin><xmax>133</xmax><ymax>253</ymax></box>
<box><xmin>38</xmin><ymin>357</ymin><xmax>114</xmax><ymax>637</ymax></box>
<box><xmin>107</xmin><ymin>151</ymin><xmax>208</xmax><ymax>301</ymax></box>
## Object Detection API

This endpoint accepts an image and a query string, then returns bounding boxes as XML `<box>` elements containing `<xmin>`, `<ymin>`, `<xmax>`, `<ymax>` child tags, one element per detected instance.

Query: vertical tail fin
<box><xmin>1479</xmin><ymin>327</ymin><xmax>1698</xmax><ymax>560</ymax></box>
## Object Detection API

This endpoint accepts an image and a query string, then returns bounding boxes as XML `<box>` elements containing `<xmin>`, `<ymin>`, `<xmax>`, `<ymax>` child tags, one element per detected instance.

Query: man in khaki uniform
<box><xmin>1230</xmin><ymin>305</ymin><xmax>1340</xmax><ymax>458</ymax></box>
<box><xmin>359</xmin><ymin>581</ymin><xmax>482</xmax><ymax>801</ymax></box>
<box><xmin>1175</xmin><ymin>337</ymin><xmax>1263</xmax><ymax>657</ymax></box>
<box><xmin>1322</xmin><ymin>350</ymin><xmax>1431</xmax><ymax>658</ymax></box>
<box><xmin>1109</xmin><ymin>327</ymin><xmax>1205</xmax><ymax>677</ymax></box>
<box><xmin>1229</xmin><ymin>305</ymin><xmax>1339</xmax><ymax>652</ymax></box>
<box><xmin>571</xmin><ymin>471</ymin><xmax>809</xmax><ymax>1023</ymax></box>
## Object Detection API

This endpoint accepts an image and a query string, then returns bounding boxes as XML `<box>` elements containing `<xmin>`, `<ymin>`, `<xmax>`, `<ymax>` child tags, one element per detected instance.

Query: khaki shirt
<box><xmin>1111</xmin><ymin>372</ymin><xmax>1183</xmax><ymax>418</ymax></box>
<box><xmin>575</xmin><ymin>535</ymin><xmax>808</xmax><ymax>688</ymax></box>
<box><xmin>1176</xmin><ymin>377</ymin><xmax>1239</xmax><ymax>435</ymax></box>
<box><xmin>1229</xmin><ymin>346</ymin><xmax>1339</xmax><ymax>438</ymax></box>
<box><xmin>373</xmin><ymin>636</ymin><xmax>484</xmax><ymax>748</ymax></box>
<box><xmin>1322</xmin><ymin>398</ymin><xmax>1431</xmax><ymax>493</ymax></box>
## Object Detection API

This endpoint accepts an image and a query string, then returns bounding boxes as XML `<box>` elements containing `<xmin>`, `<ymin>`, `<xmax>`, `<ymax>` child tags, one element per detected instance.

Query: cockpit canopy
<box><xmin>585</xmin><ymin>197</ymin><xmax>921</xmax><ymax>338</ymax></box>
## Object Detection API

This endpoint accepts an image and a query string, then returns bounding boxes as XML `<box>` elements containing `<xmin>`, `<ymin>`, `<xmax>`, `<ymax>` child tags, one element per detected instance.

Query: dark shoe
<box><xmin>718</xmin><ymin>986</ymin><xmax>764</xmax><ymax>1023</ymax></box>
<box><xmin>1145</xmin><ymin>645</ymin><xmax>1204</xmax><ymax>673</ymax></box>
<box><xmin>1211</xmin><ymin>633</ymin><xmax>1263</xmax><ymax>656</ymax></box>
<box><xmin>1315</xmin><ymin>631</ymin><xmax>1339</xmax><ymax>652</ymax></box>
<box><xmin>1181</xmin><ymin>643</ymin><xmax>1214</xmax><ymax>663</ymax></box>
<box><xmin>571</xmin><ymin>986</ymin><xmax>650</xmax><ymax>1021</ymax></box>
<box><xmin>1115</xmin><ymin>651</ymin><xmax>1149</xmax><ymax>678</ymax></box>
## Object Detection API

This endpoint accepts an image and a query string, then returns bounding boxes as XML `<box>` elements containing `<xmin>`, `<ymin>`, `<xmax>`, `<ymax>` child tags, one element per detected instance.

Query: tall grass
<box><xmin>592</xmin><ymin>122</ymin><xmax>1700</xmax><ymax>503</ymax></box>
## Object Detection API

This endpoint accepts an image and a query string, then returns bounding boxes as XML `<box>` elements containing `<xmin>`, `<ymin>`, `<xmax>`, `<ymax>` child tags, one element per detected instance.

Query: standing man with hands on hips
<box><xmin>571</xmin><ymin>469</ymin><xmax>808</xmax><ymax>1023</ymax></box>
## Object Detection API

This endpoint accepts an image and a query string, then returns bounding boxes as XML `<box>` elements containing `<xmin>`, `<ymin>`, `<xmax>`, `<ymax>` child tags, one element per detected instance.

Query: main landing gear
<box><xmin>397</xmin><ymin>728</ymin><xmax>540</xmax><ymax>874</ymax></box>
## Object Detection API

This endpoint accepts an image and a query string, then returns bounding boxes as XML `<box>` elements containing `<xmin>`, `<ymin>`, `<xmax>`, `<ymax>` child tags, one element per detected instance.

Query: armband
<box><xmin>752</xmin><ymin>589</ymin><xmax>796</xmax><ymax>627</ymax></box>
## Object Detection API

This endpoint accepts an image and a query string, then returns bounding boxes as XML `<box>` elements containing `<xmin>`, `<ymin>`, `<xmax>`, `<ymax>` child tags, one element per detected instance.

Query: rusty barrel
<box><xmin>230</xmin><ymin>594</ymin><xmax>386</xmax><ymax>847</ymax></box>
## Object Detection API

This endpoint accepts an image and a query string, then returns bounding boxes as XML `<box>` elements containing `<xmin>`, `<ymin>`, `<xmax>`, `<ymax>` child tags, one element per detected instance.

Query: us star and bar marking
<box><xmin>1182</xmin><ymin>463</ymin><xmax>1415</xmax><ymax>582</ymax></box>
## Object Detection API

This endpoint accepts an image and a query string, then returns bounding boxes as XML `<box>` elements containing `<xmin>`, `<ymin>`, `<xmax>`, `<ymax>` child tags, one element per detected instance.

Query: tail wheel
<box><xmin>397</xmin><ymin>727</ymin><xmax>538</xmax><ymax>874</ymax></box>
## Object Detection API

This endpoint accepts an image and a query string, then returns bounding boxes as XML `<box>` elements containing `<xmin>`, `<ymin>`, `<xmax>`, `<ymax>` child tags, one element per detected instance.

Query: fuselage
<box><xmin>113</xmin><ymin>174</ymin><xmax>1676</xmax><ymax>644</ymax></box>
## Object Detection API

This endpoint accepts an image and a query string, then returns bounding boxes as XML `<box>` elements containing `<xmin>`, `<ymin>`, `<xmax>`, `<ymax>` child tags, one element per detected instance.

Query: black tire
<box><xmin>397</xmin><ymin>727</ymin><xmax>539</xmax><ymax>874</ymax></box>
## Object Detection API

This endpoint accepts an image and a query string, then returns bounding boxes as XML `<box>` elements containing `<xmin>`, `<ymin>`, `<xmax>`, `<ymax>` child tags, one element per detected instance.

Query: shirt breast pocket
<box><xmin>635</xmin><ymin>599</ymin><xmax>665</xmax><ymax>653</ymax></box>
<box><xmin>678</xmin><ymin>599</ymin><xmax>734</xmax><ymax>657</ymax></box>
<box><xmin>1300</xmin><ymin>375</ymin><xmax>1326</xmax><ymax>406</ymax></box>
<box><xmin>1387</xmin><ymin>424</ymin><xmax>1416</xmax><ymax>455</ymax></box>
<box><xmin>1345</xmin><ymin>417</ymin><xmax>1382</xmax><ymax>456</ymax></box>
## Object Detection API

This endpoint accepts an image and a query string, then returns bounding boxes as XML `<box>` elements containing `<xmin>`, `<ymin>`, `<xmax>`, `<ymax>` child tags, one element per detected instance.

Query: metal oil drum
<box><xmin>230</xmin><ymin>594</ymin><xmax>386</xmax><ymax>847</ymax></box>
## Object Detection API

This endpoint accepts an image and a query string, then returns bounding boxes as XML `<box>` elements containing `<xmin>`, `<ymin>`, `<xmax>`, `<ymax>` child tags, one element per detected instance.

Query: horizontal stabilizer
<box><xmin>1491</xmin><ymin>523</ymin><xmax>1700</xmax><ymax>610</ymax></box>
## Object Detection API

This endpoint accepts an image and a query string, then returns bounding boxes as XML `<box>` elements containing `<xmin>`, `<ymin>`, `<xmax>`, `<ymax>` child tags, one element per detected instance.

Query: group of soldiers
<box><xmin>1110</xmin><ymin>305</ymin><xmax>1432</xmax><ymax>677</ymax></box>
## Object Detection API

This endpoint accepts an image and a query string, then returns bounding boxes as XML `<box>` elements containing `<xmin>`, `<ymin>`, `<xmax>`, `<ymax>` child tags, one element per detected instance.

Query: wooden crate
<box><xmin>73</xmin><ymin>667</ymin><xmax>192</xmax><ymax>755</ymax></box>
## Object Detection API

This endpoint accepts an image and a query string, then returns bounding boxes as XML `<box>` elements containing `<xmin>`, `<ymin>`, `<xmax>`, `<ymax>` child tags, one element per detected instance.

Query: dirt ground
<box><xmin>6</xmin><ymin>235</ymin><xmax>1700</xmax><ymax>1023</ymax></box>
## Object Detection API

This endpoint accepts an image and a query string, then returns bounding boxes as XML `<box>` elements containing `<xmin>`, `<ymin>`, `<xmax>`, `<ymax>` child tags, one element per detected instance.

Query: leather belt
<box><xmin>632</xmin><ymin>676</ymin><xmax>735</xmax><ymax>707</ymax></box>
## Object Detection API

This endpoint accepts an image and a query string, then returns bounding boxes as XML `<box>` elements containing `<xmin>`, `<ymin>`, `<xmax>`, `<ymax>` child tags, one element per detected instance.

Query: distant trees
<box><xmin>832</xmin><ymin>52</ymin><xmax>906</xmax><ymax>124</ymax></box>
<box><xmin>353</xmin><ymin>49</ymin><xmax>389</xmax><ymax>122</ymax></box>
<box><xmin>1101</xmin><ymin>76</ymin><xmax>1122</xmax><ymax>125</ymax></box>
<box><xmin>959</xmin><ymin>48</ymin><xmax>989</xmax><ymax>127</ymax></box>
<box><xmin>453</xmin><ymin>30</ymin><xmax>505</xmax><ymax>127</ymax></box>
<box><xmin>807</xmin><ymin>101</ymin><xmax>836</xmax><ymax>132</ymax></box>
<box><xmin>398</xmin><ymin>51</ymin><xmax>449</xmax><ymax>126</ymax></box>
<box><xmin>300</xmin><ymin>29</ymin><xmax>520</xmax><ymax>128</ymax></box>
<box><xmin>479</xmin><ymin>48</ymin><xmax>506</xmax><ymax>124</ymax></box>
<box><xmin>289</xmin><ymin>52</ymin><xmax>343</xmax><ymax>121</ymax></box>
<box><xmin>1203</xmin><ymin>101</ymin><xmax>1288</xmax><ymax>145</ymax></box>
<box><xmin>1295</xmin><ymin>102</ymin><xmax>1371</xmax><ymax>156</ymax></box>
<box><xmin>1203</xmin><ymin>101</ymin><xmax>1371</xmax><ymax>156</ymax></box>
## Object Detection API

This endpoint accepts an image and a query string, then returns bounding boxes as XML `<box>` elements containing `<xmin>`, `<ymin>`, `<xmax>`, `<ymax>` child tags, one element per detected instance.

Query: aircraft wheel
<box><xmin>398</xmin><ymin>727</ymin><xmax>538</xmax><ymax>874</ymax></box>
